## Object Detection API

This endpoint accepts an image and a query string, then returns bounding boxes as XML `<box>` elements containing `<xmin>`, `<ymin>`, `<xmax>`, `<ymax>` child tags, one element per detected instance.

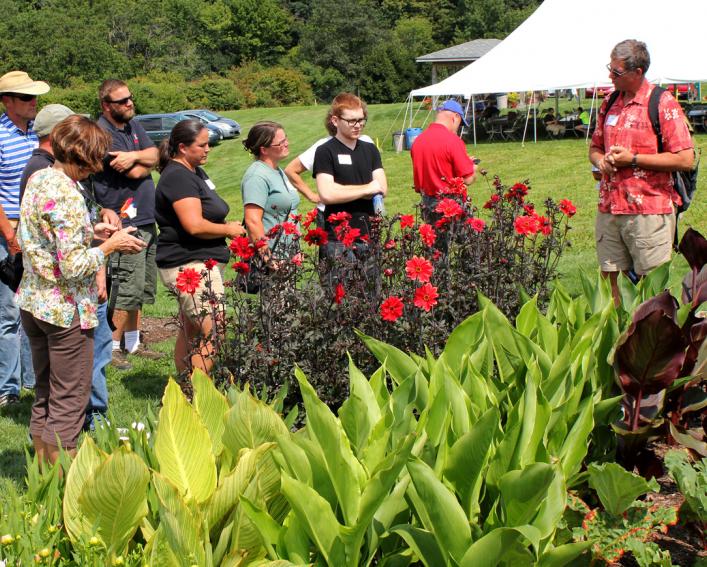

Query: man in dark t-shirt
<box><xmin>312</xmin><ymin>92</ymin><xmax>386</xmax><ymax>243</ymax></box>
<box><xmin>92</xmin><ymin>79</ymin><xmax>163</xmax><ymax>364</ymax></box>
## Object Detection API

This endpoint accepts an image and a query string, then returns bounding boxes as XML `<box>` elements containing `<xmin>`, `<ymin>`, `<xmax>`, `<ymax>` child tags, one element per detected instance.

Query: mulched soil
<box><xmin>140</xmin><ymin>316</ymin><xmax>178</xmax><ymax>345</ymax></box>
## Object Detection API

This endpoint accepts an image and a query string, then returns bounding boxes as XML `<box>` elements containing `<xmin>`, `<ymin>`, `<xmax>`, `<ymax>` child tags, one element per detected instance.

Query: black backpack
<box><xmin>605</xmin><ymin>86</ymin><xmax>700</xmax><ymax>216</ymax></box>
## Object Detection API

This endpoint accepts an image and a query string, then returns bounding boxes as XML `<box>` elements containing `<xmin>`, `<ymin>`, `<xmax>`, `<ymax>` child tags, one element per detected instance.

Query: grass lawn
<box><xmin>1</xmin><ymin>101</ymin><xmax>705</xmax><ymax>496</ymax></box>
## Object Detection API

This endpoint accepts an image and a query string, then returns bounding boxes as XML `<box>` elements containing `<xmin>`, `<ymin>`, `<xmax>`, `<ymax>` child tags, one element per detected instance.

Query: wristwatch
<box><xmin>631</xmin><ymin>154</ymin><xmax>638</xmax><ymax>169</ymax></box>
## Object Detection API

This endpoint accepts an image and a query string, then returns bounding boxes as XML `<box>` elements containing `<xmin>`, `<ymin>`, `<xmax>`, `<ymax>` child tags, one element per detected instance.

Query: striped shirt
<box><xmin>0</xmin><ymin>113</ymin><xmax>38</xmax><ymax>219</ymax></box>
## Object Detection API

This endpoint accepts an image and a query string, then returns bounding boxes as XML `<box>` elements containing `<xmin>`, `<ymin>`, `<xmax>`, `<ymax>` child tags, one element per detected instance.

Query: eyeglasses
<box><xmin>105</xmin><ymin>94</ymin><xmax>134</xmax><ymax>105</ymax></box>
<box><xmin>8</xmin><ymin>93</ymin><xmax>37</xmax><ymax>102</ymax></box>
<box><xmin>338</xmin><ymin>117</ymin><xmax>367</xmax><ymax>127</ymax></box>
<box><xmin>606</xmin><ymin>64</ymin><xmax>630</xmax><ymax>77</ymax></box>
<box><xmin>269</xmin><ymin>137</ymin><xmax>289</xmax><ymax>147</ymax></box>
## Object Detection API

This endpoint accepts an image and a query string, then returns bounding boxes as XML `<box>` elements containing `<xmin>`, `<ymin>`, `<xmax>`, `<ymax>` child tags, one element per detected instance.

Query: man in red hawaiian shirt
<box><xmin>589</xmin><ymin>39</ymin><xmax>693</xmax><ymax>304</ymax></box>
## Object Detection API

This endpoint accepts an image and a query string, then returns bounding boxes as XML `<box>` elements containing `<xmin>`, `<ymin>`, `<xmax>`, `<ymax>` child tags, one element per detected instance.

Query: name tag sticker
<box><xmin>337</xmin><ymin>154</ymin><xmax>352</xmax><ymax>165</ymax></box>
<box><xmin>205</xmin><ymin>179</ymin><xmax>216</xmax><ymax>190</ymax></box>
<box><xmin>606</xmin><ymin>114</ymin><xmax>619</xmax><ymax>126</ymax></box>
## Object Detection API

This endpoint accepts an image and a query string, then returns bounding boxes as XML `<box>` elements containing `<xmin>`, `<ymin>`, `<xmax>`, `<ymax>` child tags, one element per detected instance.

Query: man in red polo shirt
<box><xmin>589</xmin><ymin>39</ymin><xmax>693</xmax><ymax>304</ymax></box>
<box><xmin>411</xmin><ymin>100</ymin><xmax>476</xmax><ymax>223</ymax></box>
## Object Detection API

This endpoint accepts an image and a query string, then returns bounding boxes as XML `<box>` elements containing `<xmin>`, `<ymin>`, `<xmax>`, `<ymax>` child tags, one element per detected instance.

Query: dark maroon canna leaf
<box><xmin>682</xmin><ymin>318</ymin><xmax>707</xmax><ymax>377</ymax></box>
<box><xmin>678</xmin><ymin>228</ymin><xmax>707</xmax><ymax>272</ymax></box>
<box><xmin>614</xmin><ymin>310</ymin><xmax>688</xmax><ymax>399</ymax></box>
<box><xmin>632</xmin><ymin>290</ymin><xmax>679</xmax><ymax>325</ymax></box>
<box><xmin>681</xmin><ymin>266</ymin><xmax>707</xmax><ymax>305</ymax></box>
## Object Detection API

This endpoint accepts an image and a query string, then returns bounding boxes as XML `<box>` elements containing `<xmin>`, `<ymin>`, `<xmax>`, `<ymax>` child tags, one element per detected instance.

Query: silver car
<box><xmin>183</xmin><ymin>109</ymin><xmax>241</xmax><ymax>138</ymax></box>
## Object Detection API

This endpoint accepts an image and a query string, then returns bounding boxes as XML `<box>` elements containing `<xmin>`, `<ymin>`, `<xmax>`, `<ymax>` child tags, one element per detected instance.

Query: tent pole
<box><xmin>471</xmin><ymin>94</ymin><xmax>477</xmax><ymax>146</ymax></box>
<box><xmin>534</xmin><ymin>94</ymin><xmax>538</xmax><ymax>143</ymax></box>
<box><xmin>522</xmin><ymin>92</ymin><xmax>534</xmax><ymax>147</ymax></box>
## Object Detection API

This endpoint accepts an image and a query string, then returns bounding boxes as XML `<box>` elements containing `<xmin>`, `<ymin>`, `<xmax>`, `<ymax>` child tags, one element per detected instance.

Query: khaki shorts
<box><xmin>595</xmin><ymin>211</ymin><xmax>675</xmax><ymax>275</ymax></box>
<box><xmin>109</xmin><ymin>224</ymin><xmax>157</xmax><ymax>310</ymax></box>
<box><xmin>159</xmin><ymin>261</ymin><xmax>225</xmax><ymax>320</ymax></box>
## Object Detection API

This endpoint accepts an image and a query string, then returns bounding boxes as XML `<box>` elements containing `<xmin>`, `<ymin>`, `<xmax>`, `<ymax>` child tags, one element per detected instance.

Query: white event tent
<box><xmin>408</xmin><ymin>0</ymin><xmax>707</xmax><ymax>143</ymax></box>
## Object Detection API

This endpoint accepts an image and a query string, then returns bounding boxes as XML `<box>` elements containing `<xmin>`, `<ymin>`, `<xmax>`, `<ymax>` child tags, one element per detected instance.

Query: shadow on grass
<box><xmin>0</xmin><ymin>392</ymin><xmax>33</xmax><ymax>427</ymax></box>
<box><xmin>0</xmin><ymin>448</ymin><xmax>28</xmax><ymax>487</ymax></box>
<box><xmin>117</xmin><ymin>364</ymin><xmax>173</xmax><ymax>401</ymax></box>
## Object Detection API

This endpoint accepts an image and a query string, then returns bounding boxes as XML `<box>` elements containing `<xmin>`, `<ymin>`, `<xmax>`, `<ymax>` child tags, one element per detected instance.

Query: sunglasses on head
<box><xmin>8</xmin><ymin>93</ymin><xmax>37</xmax><ymax>102</ymax></box>
<box><xmin>105</xmin><ymin>94</ymin><xmax>134</xmax><ymax>105</ymax></box>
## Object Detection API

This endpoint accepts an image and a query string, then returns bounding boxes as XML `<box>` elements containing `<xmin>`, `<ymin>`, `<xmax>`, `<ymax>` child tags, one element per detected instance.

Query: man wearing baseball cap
<box><xmin>0</xmin><ymin>70</ymin><xmax>49</xmax><ymax>407</ymax></box>
<box><xmin>411</xmin><ymin>99</ymin><xmax>476</xmax><ymax>224</ymax></box>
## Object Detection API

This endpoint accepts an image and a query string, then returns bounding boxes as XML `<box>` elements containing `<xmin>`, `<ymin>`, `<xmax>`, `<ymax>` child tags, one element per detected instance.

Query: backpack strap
<box><xmin>605</xmin><ymin>90</ymin><xmax>621</xmax><ymax>117</ymax></box>
<box><xmin>647</xmin><ymin>85</ymin><xmax>666</xmax><ymax>152</ymax></box>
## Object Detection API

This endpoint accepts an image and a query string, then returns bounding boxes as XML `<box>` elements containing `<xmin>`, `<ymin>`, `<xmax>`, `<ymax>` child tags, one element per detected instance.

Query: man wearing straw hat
<box><xmin>0</xmin><ymin>71</ymin><xmax>49</xmax><ymax>407</ymax></box>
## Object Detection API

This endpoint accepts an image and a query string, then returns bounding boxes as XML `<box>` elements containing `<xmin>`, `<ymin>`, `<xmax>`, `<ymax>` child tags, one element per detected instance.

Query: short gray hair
<box><xmin>611</xmin><ymin>40</ymin><xmax>650</xmax><ymax>73</ymax></box>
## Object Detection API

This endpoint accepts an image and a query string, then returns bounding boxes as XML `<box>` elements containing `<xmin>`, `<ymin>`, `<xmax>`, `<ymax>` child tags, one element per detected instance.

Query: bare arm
<box><xmin>608</xmin><ymin>145</ymin><xmax>694</xmax><ymax>172</ymax></box>
<box><xmin>109</xmin><ymin>147</ymin><xmax>159</xmax><ymax>178</ymax></box>
<box><xmin>284</xmin><ymin>158</ymin><xmax>320</xmax><ymax>203</ymax></box>
<box><xmin>172</xmin><ymin>198</ymin><xmax>245</xmax><ymax>239</ymax></box>
<box><xmin>316</xmin><ymin>173</ymin><xmax>384</xmax><ymax>205</ymax></box>
<box><xmin>244</xmin><ymin>204</ymin><xmax>271</xmax><ymax>258</ymax></box>
<box><xmin>589</xmin><ymin>147</ymin><xmax>616</xmax><ymax>177</ymax></box>
<box><xmin>0</xmin><ymin>204</ymin><xmax>19</xmax><ymax>254</ymax></box>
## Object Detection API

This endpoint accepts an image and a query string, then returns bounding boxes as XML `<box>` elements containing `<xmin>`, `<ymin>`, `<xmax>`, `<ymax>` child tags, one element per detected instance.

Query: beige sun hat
<box><xmin>0</xmin><ymin>71</ymin><xmax>50</xmax><ymax>96</ymax></box>
<box><xmin>33</xmin><ymin>104</ymin><xmax>74</xmax><ymax>137</ymax></box>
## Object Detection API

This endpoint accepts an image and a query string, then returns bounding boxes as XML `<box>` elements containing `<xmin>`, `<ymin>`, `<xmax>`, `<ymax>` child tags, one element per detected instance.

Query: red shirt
<box><xmin>411</xmin><ymin>123</ymin><xmax>475</xmax><ymax>197</ymax></box>
<box><xmin>591</xmin><ymin>80</ymin><xmax>693</xmax><ymax>215</ymax></box>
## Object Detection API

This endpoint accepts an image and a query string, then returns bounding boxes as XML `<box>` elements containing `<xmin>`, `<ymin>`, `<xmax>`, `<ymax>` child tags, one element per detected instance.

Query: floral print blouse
<box><xmin>16</xmin><ymin>167</ymin><xmax>105</xmax><ymax>329</ymax></box>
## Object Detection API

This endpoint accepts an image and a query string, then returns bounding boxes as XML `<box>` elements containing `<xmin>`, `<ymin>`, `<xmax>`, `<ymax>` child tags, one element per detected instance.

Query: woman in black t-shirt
<box><xmin>155</xmin><ymin>119</ymin><xmax>245</xmax><ymax>375</ymax></box>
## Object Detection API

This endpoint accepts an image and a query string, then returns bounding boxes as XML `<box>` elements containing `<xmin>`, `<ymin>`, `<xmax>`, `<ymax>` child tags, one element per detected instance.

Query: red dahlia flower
<box><xmin>505</xmin><ymin>182</ymin><xmax>529</xmax><ymax>202</ymax></box>
<box><xmin>419</xmin><ymin>223</ymin><xmax>437</xmax><ymax>247</ymax></box>
<box><xmin>514</xmin><ymin>215</ymin><xmax>540</xmax><ymax>236</ymax></box>
<box><xmin>281</xmin><ymin>221</ymin><xmax>299</xmax><ymax>235</ymax></box>
<box><xmin>302</xmin><ymin>208</ymin><xmax>319</xmax><ymax>229</ymax></box>
<box><xmin>483</xmin><ymin>194</ymin><xmax>501</xmax><ymax>209</ymax></box>
<box><xmin>327</xmin><ymin>211</ymin><xmax>352</xmax><ymax>224</ymax></box>
<box><xmin>175</xmin><ymin>268</ymin><xmax>202</xmax><ymax>295</ymax></box>
<box><xmin>232</xmin><ymin>261</ymin><xmax>250</xmax><ymax>274</ymax></box>
<box><xmin>559</xmin><ymin>199</ymin><xmax>577</xmax><ymax>217</ymax></box>
<box><xmin>465</xmin><ymin>218</ymin><xmax>486</xmax><ymax>233</ymax></box>
<box><xmin>333</xmin><ymin>283</ymin><xmax>345</xmax><ymax>304</ymax></box>
<box><xmin>537</xmin><ymin>216</ymin><xmax>552</xmax><ymax>235</ymax></box>
<box><xmin>203</xmin><ymin>258</ymin><xmax>218</xmax><ymax>270</ymax></box>
<box><xmin>399</xmin><ymin>214</ymin><xmax>415</xmax><ymax>229</ymax></box>
<box><xmin>435</xmin><ymin>198</ymin><xmax>464</xmax><ymax>219</ymax></box>
<box><xmin>304</xmin><ymin>228</ymin><xmax>328</xmax><ymax>246</ymax></box>
<box><xmin>405</xmin><ymin>255</ymin><xmax>433</xmax><ymax>283</ymax></box>
<box><xmin>413</xmin><ymin>283</ymin><xmax>438</xmax><ymax>312</ymax></box>
<box><xmin>380</xmin><ymin>296</ymin><xmax>404</xmax><ymax>322</ymax></box>
<box><xmin>291</xmin><ymin>253</ymin><xmax>303</xmax><ymax>266</ymax></box>
<box><xmin>384</xmin><ymin>239</ymin><xmax>397</xmax><ymax>250</ymax></box>
<box><xmin>340</xmin><ymin>227</ymin><xmax>361</xmax><ymax>248</ymax></box>
<box><xmin>229</xmin><ymin>236</ymin><xmax>255</xmax><ymax>260</ymax></box>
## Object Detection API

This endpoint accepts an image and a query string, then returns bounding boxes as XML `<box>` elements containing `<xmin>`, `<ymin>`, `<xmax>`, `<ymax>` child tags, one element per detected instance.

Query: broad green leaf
<box><xmin>192</xmin><ymin>367</ymin><xmax>229</xmax><ymax>456</ymax></box>
<box><xmin>530</xmin><ymin>465</ymin><xmax>566</xmax><ymax>540</ymax></box>
<box><xmin>207</xmin><ymin>443</ymin><xmax>275</xmax><ymax>531</ymax></box>
<box><xmin>558</xmin><ymin>397</ymin><xmax>594</xmax><ymax>480</ymax></box>
<box><xmin>443</xmin><ymin>311</ymin><xmax>485</xmax><ymax>376</ymax></box>
<box><xmin>240</xmin><ymin>495</ymin><xmax>282</xmax><ymax>558</ymax></box>
<box><xmin>356</xmin><ymin>330</ymin><xmax>418</xmax><ymax>386</ymax></box>
<box><xmin>368</xmin><ymin>364</ymin><xmax>390</xmax><ymax>409</ymax></box>
<box><xmin>444</xmin><ymin>406</ymin><xmax>499</xmax><ymax>519</ymax></box>
<box><xmin>482</xmin><ymin>303</ymin><xmax>524</xmax><ymax>384</ymax></box>
<box><xmin>516</xmin><ymin>296</ymin><xmax>539</xmax><ymax>338</ymax></box>
<box><xmin>272</xmin><ymin>434</ymin><xmax>312</xmax><ymax>485</ymax></box>
<box><xmin>295</xmin><ymin>367</ymin><xmax>364</xmax><ymax>525</ymax></box>
<box><xmin>64</xmin><ymin>436</ymin><xmax>104</xmax><ymax>544</ymax></box>
<box><xmin>459</xmin><ymin>527</ymin><xmax>531</xmax><ymax>567</ymax></box>
<box><xmin>144</xmin><ymin>524</ymin><xmax>181</xmax><ymax>567</ymax></box>
<box><xmin>390</xmin><ymin>525</ymin><xmax>446</xmax><ymax>567</ymax></box>
<box><xmin>537</xmin><ymin>542</ymin><xmax>593</xmax><ymax>567</ymax></box>
<box><xmin>338</xmin><ymin>355</ymin><xmax>382</xmax><ymax>457</ymax></box>
<box><xmin>486</xmin><ymin>397</ymin><xmax>522</xmax><ymax>489</ymax></box>
<box><xmin>280</xmin><ymin>511</ymin><xmax>311</xmax><ymax>565</ymax></box>
<box><xmin>368</xmin><ymin>476</ymin><xmax>410</xmax><ymax>561</ymax></box>
<box><xmin>407</xmin><ymin>459</ymin><xmax>471</xmax><ymax>563</ymax></box>
<box><xmin>222</xmin><ymin>386</ymin><xmax>289</xmax><ymax>456</ymax></box>
<box><xmin>78</xmin><ymin>446</ymin><xmax>150</xmax><ymax>556</ymax></box>
<box><xmin>155</xmin><ymin>379</ymin><xmax>217</xmax><ymax>503</ymax></box>
<box><xmin>588</xmin><ymin>462</ymin><xmax>660</xmax><ymax>516</ymax></box>
<box><xmin>280</xmin><ymin>474</ymin><xmax>346</xmax><ymax>565</ymax></box>
<box><xmin>153</xmin><ymin>472</ymin><xmax>206</xmax><ymax>567</ymax></box>
<box><xmin>499</xmin><ymin>463</ymin><xmax>556</xmax><ymax>527</ymax></box>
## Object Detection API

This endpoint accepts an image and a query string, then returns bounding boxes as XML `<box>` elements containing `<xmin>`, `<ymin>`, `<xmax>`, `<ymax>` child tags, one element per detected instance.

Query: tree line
<box><xmin>1</xmin><ymin>0</ymin><xmax>540</xmax><ymax>106</ymax></box>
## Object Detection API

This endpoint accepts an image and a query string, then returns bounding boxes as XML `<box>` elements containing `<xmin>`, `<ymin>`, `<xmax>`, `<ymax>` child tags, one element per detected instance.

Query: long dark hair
<box><xmin>158</xmin><ymin>118</ymin><xmax>206</xmax><ymax>172</ymax></box>
<box><xmin>242</xmin><ymin>121</ymin><xmax>283</xmax><ymax>159</ymax></box>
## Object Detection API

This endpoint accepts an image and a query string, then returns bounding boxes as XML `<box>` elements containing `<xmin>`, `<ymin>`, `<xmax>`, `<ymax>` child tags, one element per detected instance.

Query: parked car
<box><xmin>134</xmin><ymin>113</ymin><xmax>221</xmax><ymax>146</ymax></box>
<box><xmin>183</xmin><ymin>109</ymin><xmax>241</xmax><ymax>138</ymax></box>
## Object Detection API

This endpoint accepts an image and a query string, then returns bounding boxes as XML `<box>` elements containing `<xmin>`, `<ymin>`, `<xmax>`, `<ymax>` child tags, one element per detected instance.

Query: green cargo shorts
<box><xmin>109</xmin><ymin>224</ymin><xmax>157</xmax><ymax>311</ymax></box>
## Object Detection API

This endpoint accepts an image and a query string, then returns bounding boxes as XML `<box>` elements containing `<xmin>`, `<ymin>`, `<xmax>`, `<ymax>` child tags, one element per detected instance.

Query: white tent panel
<box><xmin>411</xmin><ymin>0</ymin><xmax>707</xmax><ymax>97</ymax></box>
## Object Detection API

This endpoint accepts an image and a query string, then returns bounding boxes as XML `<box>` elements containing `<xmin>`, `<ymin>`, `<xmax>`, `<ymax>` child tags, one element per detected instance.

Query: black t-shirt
<box><xmin>92</xmin><ymin>116</ymin><xmax>156</xmax><ymax>227</ymax></box>
<box><xmin>19</xmin><ymin>148</ymin><xmax>55</xmax><ymax>202</ymax></box>
<box><xmin>312</xmin><ymin>137</ymin><xmax>383</xmax><ymax>237</ymax></box>
<box><xmin>154</xmin><ymin>160</ymin><xmax>230</xmax><ymax>268</ymax></box>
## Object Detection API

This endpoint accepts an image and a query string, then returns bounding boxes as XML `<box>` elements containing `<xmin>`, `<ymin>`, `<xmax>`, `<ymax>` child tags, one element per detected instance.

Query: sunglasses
<box><xmin>105</xmin><ymin>94</ymin><xmax>134</xmax><ymax>105</ymax></box>
<box><xmin>606</xmin><ymin>64</ymin><xmax>630</xmax><ymax>77</ymax></box>
<box><xmin>269</xmin><ymin>137</ymin><xmax>289</xmax><ymax>147</ymax></box>
<box><xmin>8</xmin><ymin>93</ymin><xmax>37</xmax><ymax>102</ymax></box>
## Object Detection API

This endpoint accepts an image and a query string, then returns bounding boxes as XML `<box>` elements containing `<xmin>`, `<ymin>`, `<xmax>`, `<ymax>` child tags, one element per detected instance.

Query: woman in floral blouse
<box><xmin>17</xmin><ymin>115</ymin><xmax>145</xmax><ymax>463</ymax></box>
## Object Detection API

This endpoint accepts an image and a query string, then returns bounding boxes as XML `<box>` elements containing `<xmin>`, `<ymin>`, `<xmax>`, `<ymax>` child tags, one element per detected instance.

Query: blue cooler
<box><xmin>405</xmin><ymin>127</ymin><xmax>422</xmax><ymax>150</ymax></box>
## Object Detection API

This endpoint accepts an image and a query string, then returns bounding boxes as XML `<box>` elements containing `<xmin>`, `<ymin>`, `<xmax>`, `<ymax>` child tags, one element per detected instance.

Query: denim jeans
<box><xmin>88</xmin><ymin>300</ymin><xmax>111</xmax><ymax>414</ymax></box>
<box><xmin>0</xmin><ymin>235</ymin><xmax>35</xmax><ymax>395</ymax></box>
